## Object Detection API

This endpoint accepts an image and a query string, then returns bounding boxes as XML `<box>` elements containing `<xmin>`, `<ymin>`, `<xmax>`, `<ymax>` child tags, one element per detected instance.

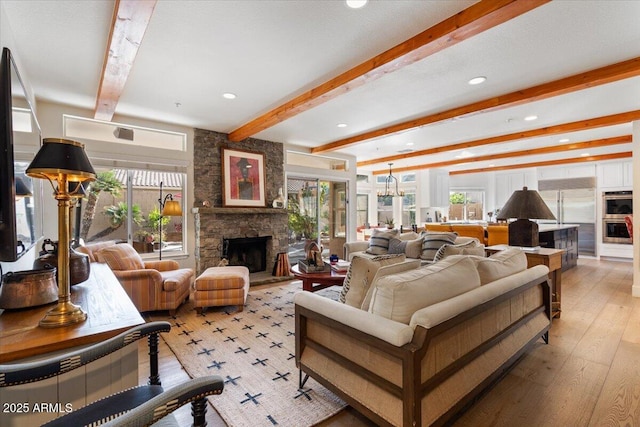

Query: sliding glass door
<box><xmin>287</xmin><ymin>177</ymin><xmax>347</xmax><ymax>263</ymax></box>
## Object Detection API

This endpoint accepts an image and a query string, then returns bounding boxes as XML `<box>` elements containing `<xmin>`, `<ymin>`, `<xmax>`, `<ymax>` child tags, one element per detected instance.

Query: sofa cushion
<box><xmin>365</xmin><ymin>228</ymin><xmax>399</xmax><ymax>255</ymax></box>
<box><xmin>95</xmin><ymin>243</ymin><xmax>144</xmax><ymax>271</ymax></box>
<box><xmin>339</xmin><ymin>254</ymin><xmax>405</xmax><ymax>308</ymax></box>
<box><xmin>388</xmin><ymin>236</ymin><xmax>424</xmax><ymax>259</ymax></box>
<box><xmin>398</xmin><ymin>231</ymin><xmax>420</xmax><ymax>241</ymax></box>
<box><xmin>473</xmin><ymin>247</ymin><xmax>527</xmax><ymax>285</ymax></box>
<box><xmin>420</xmin><ymin>231</ymin><xmax>457</xmax><ymax>261</ymax></box>
<box><xmin>369</xmin><ymin>256</ymin><xmax>481</xmax><ymax>324</ymax></box>
<box><xmin>433</xmin><ymin>239</ymin><xmax>485</xmax><ymax>262</ymax></box>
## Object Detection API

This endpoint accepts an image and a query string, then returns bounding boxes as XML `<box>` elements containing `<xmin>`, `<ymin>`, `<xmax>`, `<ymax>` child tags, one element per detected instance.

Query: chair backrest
<box><xmin>0</xmin><ymin>322</ymin><xmax>170</xmax><ymax>387</ymax></box>
<box><xmin>487</xmin><ymin>224</ymin><xmax>509</xmax><ymax>246</ymax></box>
<box><xmin>77</xmin><ymin>240</ymin><xmax>119</xmax><ymax>262</ymax></box>
<box><xmin>451</xmin><ymin>224</ymin><xmax>486</xmax><ymax>243</ymax></box>
<box><xmin>425</xmin><ymin>223</ymin><xmax>453</xmax><ymax>232</ymax></box>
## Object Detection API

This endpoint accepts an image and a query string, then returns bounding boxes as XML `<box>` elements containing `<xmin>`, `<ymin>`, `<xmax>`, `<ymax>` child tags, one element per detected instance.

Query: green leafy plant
<box><xmin>87</xmin><ymin>201</ymin><xmax>142</xmax><ymax>241</ymax></box>
<box><xmin>384</xmin><ymin>216</ymin><xmax>395</xmax><ymax>228</ymax></box>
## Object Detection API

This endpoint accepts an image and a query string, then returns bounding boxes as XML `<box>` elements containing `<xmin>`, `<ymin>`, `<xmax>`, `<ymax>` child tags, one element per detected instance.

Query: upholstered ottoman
<box><xmin>194</xmin><ymin>266</ymin><xmax>250</xmax><ymax>313</ymax></box>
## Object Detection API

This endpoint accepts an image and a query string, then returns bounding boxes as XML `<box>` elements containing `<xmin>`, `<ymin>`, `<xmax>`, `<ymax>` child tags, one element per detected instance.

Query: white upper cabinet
<box><xmin>538</xmin><ymin>164</ymin><xmax>596</xmax><ymax>181</ymax></box>
<box><xmin>599</xmin><ymin>160</ymin><xmax>632</xmax><ymax>189</ymax></box>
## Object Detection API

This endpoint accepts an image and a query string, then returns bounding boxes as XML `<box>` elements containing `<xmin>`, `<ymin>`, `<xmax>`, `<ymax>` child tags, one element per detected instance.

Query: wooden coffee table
<box><xmin>290</xmin><ymin>264</ymin><xmax>347</xmax><ymax>292</ymax></box>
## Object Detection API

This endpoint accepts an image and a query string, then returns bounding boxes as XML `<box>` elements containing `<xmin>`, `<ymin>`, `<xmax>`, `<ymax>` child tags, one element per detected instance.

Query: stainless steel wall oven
<box><xmin>602</xmin><ymin>191</ymin><xmax>632</xmax><ymax>244</ymax></box>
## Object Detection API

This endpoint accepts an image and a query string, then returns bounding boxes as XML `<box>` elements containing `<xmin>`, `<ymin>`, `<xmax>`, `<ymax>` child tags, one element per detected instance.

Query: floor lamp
<box><xmin>158</xmin><ymin>181</ymin><xmax>182</xmax><ymax>260</ymax></box>
<box><xmin>26</xmin><ymin>138</ymin><xmax>96</xmax><ymax>328</ymax></box>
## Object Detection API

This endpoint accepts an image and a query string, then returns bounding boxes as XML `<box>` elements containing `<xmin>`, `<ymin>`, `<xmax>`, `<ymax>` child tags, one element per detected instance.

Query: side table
<box><xmin>485</xmin><ymin>245</ymin><xmax>564</xmax><ymax>318</ymax></box>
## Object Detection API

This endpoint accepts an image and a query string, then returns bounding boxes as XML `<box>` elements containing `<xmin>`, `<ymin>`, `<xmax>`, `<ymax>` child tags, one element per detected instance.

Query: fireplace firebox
<box><xmin>223</xmin><ymin>236</ymin><xmax>271</xmax><ymax>273</ymax></box>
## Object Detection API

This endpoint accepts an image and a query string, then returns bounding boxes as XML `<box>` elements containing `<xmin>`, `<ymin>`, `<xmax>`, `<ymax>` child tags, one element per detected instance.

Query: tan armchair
<box><xmin>94</xmin><ymin>243</ymin><xmax>193</xmax><ymax>315</ymax></box>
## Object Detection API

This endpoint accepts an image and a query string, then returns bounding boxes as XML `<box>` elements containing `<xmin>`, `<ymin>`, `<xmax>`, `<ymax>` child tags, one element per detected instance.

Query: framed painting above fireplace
<box><xmin>222</xmin><ymin>147</ymin><xmax>266</xmax><ymax>207</ymax></box>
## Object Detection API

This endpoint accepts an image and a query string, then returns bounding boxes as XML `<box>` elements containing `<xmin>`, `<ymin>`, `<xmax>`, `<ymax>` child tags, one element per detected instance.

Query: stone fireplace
<box><xmin>192</xmin><ymin>129</ymin><xmax>289</xmax><ymax>276</ymax></box>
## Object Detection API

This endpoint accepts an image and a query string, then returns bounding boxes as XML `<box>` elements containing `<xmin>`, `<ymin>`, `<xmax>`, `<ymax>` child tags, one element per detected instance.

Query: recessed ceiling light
<box><xmin>559</xmin><ymin>138</ymin><xmax>570</xmax><ymax>143</ymax></box>
<box><xmin>581</xmin><ymin>152</ymin><xmax>590</xmax><ymax>157</ymax></box>
<box><xmin>468</xmin><ymin>76</ymin><xmax>487</xmax><ymax>85</ymax></box>
<box><xmin>406</xmin><ymin>142</ymin><xmax>414</xmax><ymax>146</ymax></box>
<box><xmin>524</xmin><ymin>115</ymin><xmax>538</xmax><ymax>121</ymax></box>
<box><xmin>346</xmin><ymin>0</ymin><xmax>367</xmax><ymax>9</ymax></box>
<box><xmin>337</xmin><ymin>123</ymin><xmax>347</xmax><ymax>128</ymax></box>
<box><xmin>455</xmin><ymin>150</ymin><xmax>475</xmax><ymax>159</ymax></box>
<box><xmin>222</xmin><ymin>92</ymin><xmax>237</xmax><ymax>99</ymax></box>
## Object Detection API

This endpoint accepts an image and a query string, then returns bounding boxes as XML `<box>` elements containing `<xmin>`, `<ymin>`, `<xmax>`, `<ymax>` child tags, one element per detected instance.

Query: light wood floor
<box><xmin>139</xmin><ymin>258</ymin><xmax>639</xmax><ymax>426</ymax></box>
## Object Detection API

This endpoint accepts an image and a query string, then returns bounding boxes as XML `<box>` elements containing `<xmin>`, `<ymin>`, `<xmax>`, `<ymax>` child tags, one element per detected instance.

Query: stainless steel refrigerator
<box><xmin>538</xmin><ymin>177</ymin><xmax>596</xmax><ymax>256</ymax></box>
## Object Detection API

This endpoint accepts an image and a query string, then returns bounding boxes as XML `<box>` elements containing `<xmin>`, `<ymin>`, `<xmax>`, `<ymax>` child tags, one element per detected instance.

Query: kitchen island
<box><xmin>539</xmin><ymin>224</ymin><xmax>579</xmax><ymax>271</ymax></box>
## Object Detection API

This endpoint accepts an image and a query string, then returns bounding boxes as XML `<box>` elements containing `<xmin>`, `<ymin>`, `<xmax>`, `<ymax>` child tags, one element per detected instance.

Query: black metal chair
<box><xmin>0</xmin><ymin>321</ymin><xmax>223</xmax><ymax>427</ymax></box>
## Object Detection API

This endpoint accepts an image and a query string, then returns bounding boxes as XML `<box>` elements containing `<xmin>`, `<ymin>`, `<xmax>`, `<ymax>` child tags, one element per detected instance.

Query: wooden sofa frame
<box><xmin>295</xmin><ymin>274</ymin><xmax>551</xmax><ymax>427</ymax></box>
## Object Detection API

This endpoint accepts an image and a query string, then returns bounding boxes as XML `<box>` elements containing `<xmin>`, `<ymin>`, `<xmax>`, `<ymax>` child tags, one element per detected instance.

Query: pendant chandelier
<box><xmin>377</xmin><ymin>163</ymin><xmax>405</xmax><ymax>197</ymax></box>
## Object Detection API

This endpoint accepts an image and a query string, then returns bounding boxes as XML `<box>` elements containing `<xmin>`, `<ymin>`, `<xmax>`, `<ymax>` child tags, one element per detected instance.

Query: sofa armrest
<box><xmin>343</xmin><ymin>241</ymin><xmax>369</xmax><ymax>259</ymax></box>
<box><xmin>114</xmin><ymin>269</ymin><xmax>163</xmax><ymax>287</ymax></box>
<box><xmin>294</xmin><ymin>291</ymin><xmax>414</xmax><ymax>347</ymax></box>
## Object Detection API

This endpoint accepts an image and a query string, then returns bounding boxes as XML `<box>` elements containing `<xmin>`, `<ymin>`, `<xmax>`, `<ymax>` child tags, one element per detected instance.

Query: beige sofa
<box><xmin>295</xmin><ymin>249</ymin><xmax>551</xmax><ymax>427</ymax></box>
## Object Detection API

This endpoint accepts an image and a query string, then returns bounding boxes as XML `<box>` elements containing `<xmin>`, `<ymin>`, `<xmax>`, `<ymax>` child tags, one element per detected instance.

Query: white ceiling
<box><xmin>2</xmin><ymin>0</ymin><xmax>639</xmax><ymax>174</ymax></box>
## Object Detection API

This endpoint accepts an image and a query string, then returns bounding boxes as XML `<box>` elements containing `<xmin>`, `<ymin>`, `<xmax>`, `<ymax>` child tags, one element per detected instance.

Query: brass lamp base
<box><xmin>39</xmin><ymin>301</ymin><xmax>87</xmax><ymax>328</ymax></box>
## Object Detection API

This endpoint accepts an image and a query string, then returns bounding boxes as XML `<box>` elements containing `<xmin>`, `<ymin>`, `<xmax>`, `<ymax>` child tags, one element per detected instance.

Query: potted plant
<box><xmin>384</xmin><ymin>217</ymin><xmax>395</xmax><ymax>229</ymax></box>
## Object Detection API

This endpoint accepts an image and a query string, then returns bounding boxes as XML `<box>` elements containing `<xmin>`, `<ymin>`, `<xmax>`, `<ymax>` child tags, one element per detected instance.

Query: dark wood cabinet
<box><xmin>539</xmin><ymin>226</ymin><xmax>578</xmax><ymax>271</ymax></box>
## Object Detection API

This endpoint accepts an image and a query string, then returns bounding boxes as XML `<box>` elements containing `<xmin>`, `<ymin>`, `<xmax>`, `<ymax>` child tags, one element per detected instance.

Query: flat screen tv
<box><xmin>0</xmin><ymin>47</ymin><xmax>41</xmax><ymax>261</ymax></box>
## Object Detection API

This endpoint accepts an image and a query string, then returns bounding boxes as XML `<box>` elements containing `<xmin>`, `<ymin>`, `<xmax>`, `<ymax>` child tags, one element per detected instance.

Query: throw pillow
<box><xmin>368</xmin><ymin>256</ymin><xmax>481</xmax><ymax>324</ymax></box>
<box><xmin>365</xmin><ymin>228</ymin><xmax>400</xmax><ymax>255</ymax></box>
<box><xmin>339</xmin><ymin>254</ymin><xmax>405</xmax><ymax>308</ymax></box>
<box><xmin>433</xmin><ymin>239</ymin><xmax>485</xmax><ymax>262</ymax></box>
<box><xmin>404</xmin><ymin>237</ymin><xmax>424</xmax><ymax>259</ymax></box>
<box><xmin>388</xmin><ymin>238</ymin><xmax>407</xmax><ymax>255</ymax></box>
<box><xmin>420</xmin><ymin>231</ymin><xmax>457</xmax><ymax>261</ymax></box>
<box><xmin>473</xmin><ymin>247</ymin><xmax>527</xmax><ymax>285</ymax></box>
<box><xmin>95</xmin><ymin>243</ymin><xmax>144</xmax><ymax>271</ymax></box>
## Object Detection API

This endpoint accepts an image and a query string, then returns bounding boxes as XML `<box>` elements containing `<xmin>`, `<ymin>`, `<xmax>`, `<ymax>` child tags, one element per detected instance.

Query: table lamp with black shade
<box><xmin>26</xmin><ymin>138</ymin><xmax>96</xmax><ymax>328</ymax></box>
<box><xmin>496</xmin><ymin>186</ymin><xmax>556</xmax><ymax>248</ymax></box>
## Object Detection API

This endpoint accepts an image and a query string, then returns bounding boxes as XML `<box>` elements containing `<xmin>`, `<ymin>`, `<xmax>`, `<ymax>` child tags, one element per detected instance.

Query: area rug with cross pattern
<box><xmin>148</xmin><ymin>282</ymin><xmax>346</xmax><ymax>427</ymax></box>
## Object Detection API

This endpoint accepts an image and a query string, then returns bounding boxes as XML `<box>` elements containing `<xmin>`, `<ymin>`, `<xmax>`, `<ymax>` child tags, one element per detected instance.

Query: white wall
<box><xmin>633</xmin><ymin>120</ymin><xmax>640</xmax><ymax>297</ymax></box>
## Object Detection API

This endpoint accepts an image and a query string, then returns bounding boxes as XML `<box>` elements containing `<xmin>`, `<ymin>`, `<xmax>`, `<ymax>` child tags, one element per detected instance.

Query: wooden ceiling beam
<box><xmin>228</xmin><ymin>0</ymin><xmax>549</xmax><ymax>142</ymax></box>
<box><xmin>449</xmin><ymin>152</ymin><xmax>631</xmax><ymax>175</ymax></box>
<box><xmin>94</xmin><ymin>0</ymin><xmax>157</xmax><ymax>121</ymax></box>
<box><xmin>317</xmin><ymin>56</ymin><xmax>640</xmax><ymax>154</ymax></box>
<box><xmin>359</xmin><ymin>110</ymin><xmax>640</xmax><ymax>168</ymax></box>
<box><xmin>371</xmin><ymin>135</ymin><xmax>631</xmax><ymax>175</ymax></box>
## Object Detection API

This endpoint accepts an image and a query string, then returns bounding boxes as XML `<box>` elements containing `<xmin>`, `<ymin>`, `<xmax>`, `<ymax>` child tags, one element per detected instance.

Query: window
<box><xmin>401</xmin><ymin>191</ymin><xmax>416</xmax><ymax>227</ymax></box>
<box><xmin>449</xmin><ymin>191</ymin><xmax>484</xmax><ymax>222</ymax></box>
<box><xmin>377</xmin><ymin>195</ymin><xmax>393</xmax><ymax>226</ymax></box>
<box><xmin>356</xmin><ymin>194</ymin><xmax>368</xmax><ymax>227</ymax></box>
<box><xmin>76</xmin><ymin>168</ymin><xmax>186</xmax><ymax>258</ymax></box>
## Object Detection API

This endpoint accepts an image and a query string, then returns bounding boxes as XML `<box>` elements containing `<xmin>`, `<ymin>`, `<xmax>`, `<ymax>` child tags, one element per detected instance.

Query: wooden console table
<box><xmin>0</xmin><ymin>263</ymin><xmax>145</xmax><ymax>427</ymax></box>
<box><xmin>0</xmin><ymin>263</ymin><xmax>144</xmax><ymax>362</ymax></box>
<box><xmin>485</xmin><ymin>245</ymin><xmax>564</xmax><ymax>319</ymax></box>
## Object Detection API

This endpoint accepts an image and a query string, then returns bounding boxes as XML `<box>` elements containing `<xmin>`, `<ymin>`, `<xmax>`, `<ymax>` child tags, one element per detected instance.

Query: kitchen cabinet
<box><xmin>495</xmin><ymin>170</ymin><xmax>537</xmax><ymax>209</ymax></box>
<box><xmin>538</xmin><ymin>164</ymin><xmax>595</xmax><ymax>180</ymax></box>
<box><xmin>599</xmin><ymin>161</ymin><xmax>632</xmax><ymax>189</ymax></box>
<box><xmin>539</xmin><ymin>225</ymin><xmax>578</xmax><ymax>271</ymax></box>
<box><xmin>418</xmin><ymin>168</ymin><xmax>449</xmax><ymax>208</ymax></box>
